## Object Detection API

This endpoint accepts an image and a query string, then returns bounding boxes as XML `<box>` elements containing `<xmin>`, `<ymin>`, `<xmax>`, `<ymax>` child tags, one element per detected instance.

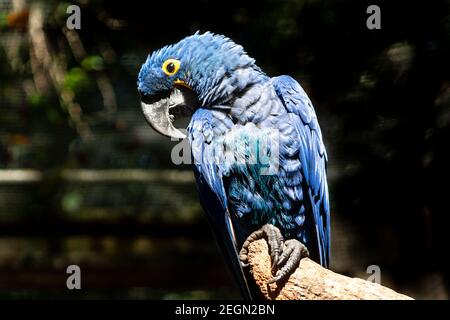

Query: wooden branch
<box><xmin>247</xmin><ymin>239</ymin><xmax>413</xmax><ymax>300</ymax></box>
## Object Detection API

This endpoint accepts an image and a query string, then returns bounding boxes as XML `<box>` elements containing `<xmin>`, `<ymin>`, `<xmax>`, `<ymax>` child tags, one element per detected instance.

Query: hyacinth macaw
<box><xmin>137</xmin><ymin>32</ymin><xmax>330</xmax><ymax>299</ymax></box>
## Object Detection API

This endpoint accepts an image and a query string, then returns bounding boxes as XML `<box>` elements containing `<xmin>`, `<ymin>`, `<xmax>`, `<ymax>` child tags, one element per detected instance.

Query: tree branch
<box><xmin>247</xmin><ymin>239</ymin><xmax>413</xmax><ymax>300</ymax></box>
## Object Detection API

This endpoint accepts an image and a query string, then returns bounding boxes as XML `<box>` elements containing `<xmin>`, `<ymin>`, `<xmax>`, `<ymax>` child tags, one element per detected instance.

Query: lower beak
<box><xmin>140</xmin><ymin>88</ymin><xmax>187</xmax><ymax>139</ymax></box>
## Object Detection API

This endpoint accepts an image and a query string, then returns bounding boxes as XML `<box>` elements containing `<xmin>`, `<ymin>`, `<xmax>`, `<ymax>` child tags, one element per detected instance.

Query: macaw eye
<box><xmin>162</xmin><ymin>59</ymin><xmax>180</xmax><ymax>76</ymax></box>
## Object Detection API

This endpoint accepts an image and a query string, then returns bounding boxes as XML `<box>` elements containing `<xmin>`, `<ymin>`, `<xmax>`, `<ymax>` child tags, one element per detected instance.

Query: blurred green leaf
<box><xmin>0</xmin><ymin>13</ymin><xmax>8</xmax><ymax>28</ymax></box>
<box><xmin>63</xmin><ymin>67</ymin><xmax>93</xmax><ymax>94</ymax></box>
<box><xmin>62</xmin><ymin>191</ymin><xmax>83</xmax><ymax>213</ymax></box>
<box><xmin>27</xmin><ymin>93</ymin><xmax>45</xmax><ymax>108</ymax></box>
<box><xmin>81</xmin><ymin>55</ymin><xmax>104</xmax><ymax>71</ymax></box>
<box><xmin>53</xmin><ymin>2</ymin><xmax>72</xmax><ymax>25</ymax></box>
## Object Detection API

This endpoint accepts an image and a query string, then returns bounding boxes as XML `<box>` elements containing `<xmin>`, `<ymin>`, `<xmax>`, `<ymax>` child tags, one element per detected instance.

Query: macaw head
<box><xmin>137</xmin><ymin>31</ymin><xmax>264</xmax><ymax>139</ymax></box>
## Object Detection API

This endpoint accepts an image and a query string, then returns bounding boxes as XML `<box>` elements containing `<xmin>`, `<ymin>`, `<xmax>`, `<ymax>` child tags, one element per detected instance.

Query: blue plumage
<box><xmin>138</xmin><ymin>32</ymin><xmax>330</xmax><ymax>298</ymax></box>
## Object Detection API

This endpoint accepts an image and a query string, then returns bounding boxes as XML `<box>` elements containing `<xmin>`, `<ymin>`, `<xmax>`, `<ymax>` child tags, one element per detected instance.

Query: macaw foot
<box><xmin>239</xmin><ymin>224</ymin><xmax>309</xmax><ymax>284</ymax></box>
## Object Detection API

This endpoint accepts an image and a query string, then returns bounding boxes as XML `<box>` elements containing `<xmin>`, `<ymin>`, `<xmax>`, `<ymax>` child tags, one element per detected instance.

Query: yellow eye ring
<box><xmin>162</xmin><ymin>59</ymin><xmax>180</xmax><ymax>76</ymax></box>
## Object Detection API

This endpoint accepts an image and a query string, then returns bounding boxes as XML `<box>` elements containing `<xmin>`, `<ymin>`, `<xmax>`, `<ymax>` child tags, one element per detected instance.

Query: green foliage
<box><xmin>0</xmin><ymin>12</ymin><xmax>7</xmax><ymax>29</ymax></box>
<box><xmin>62</xmin><ymin>191</ymin><xmax>83</xmax><ymax>212</ymax></box>
<box><xmin>81</xmin><ymin>55</ymin><xmax>104</xmax><ymax>71</ymax></box>
<box><xmin>27</xmin><ymin>92</ymin><xmax>45</xmax><ymax>108</ymax></box>
<box><xmin>46</xmin><ymin>2</ymin><xmax>74</xmax><ymax>26</ymax></box>
<box><xmin>63</xmin><ymin>67</ymin><xmax>93</xmax><ymax>94</ymax></box>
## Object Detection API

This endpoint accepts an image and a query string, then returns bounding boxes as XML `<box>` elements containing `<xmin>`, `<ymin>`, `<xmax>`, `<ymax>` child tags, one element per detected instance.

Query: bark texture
<box><xmin>247</xmin><ymin>239</ymin><xmax>413</xmax><ymax>300</ymax></box>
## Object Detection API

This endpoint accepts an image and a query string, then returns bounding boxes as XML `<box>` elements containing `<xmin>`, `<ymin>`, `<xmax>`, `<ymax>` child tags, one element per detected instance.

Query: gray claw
<box><xmin>239</xmin><ymin>224</ymin><xmax>309</xmax><ymax>284</ymax></box>
<box><xmin>239</xmin><ymin>224</ymin><xmax>285</xmax><ymax>272</ymax></box>
<box><xmin>277</xmin><ymin>243</ymin><xmax>294</xmax><ymax>267</ymax></box>
<box><xmin>266</xmin><ymin>239</ymin><xmax>309</xmax><ymax>284</ymax></box>
<box><xmin>261</xmin><ymin>224</ymin><xmax>284</xmax><ymax>271</ymax></box>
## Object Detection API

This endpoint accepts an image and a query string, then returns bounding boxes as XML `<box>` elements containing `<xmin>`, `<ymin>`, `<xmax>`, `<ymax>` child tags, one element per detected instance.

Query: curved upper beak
<box><xmin>140</xmin><ymin>88</ymin><xmax>187</xmax><ymax>140</ymax></box>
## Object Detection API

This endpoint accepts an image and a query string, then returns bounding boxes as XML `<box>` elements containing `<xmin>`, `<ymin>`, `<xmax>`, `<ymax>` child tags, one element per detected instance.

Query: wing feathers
<box><xmin>273</xmin><ymin>75</ymin><xmax>330</xmax><ymax>267</ymax></box>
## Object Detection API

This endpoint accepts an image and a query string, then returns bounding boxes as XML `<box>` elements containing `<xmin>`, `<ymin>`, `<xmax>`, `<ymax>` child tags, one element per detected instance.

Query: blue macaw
<box><xmin>137</xmin><ymin>32</ymin><xmax>330</xmax><ymax>299</ymax></box>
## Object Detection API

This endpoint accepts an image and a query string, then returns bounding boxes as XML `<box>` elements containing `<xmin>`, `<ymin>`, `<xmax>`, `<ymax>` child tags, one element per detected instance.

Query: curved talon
<box><xmin>271</xmin><ymin>249</ymin><xmax>279</xmax><ymax>269</ymax></box>
<box><xmin>239</xmin><ymin>224</ymin><xmax>310</xmax><ymax>284</ymax></box>
<box><xmin>267</xmin><ymin>239</ymin><xmax>309</xmax><ymax>284</ymax></box>
<box><xmin>239</xmin><ymin>250</ymin><xmax>249</xmax><ymax>266</ymax></box>
<box><xmin>239</xmin><ymin>224</ymin><xmax>285</xmax><ymax>272</ymax></box>
<box><xmin>266</xmin><ymin>273</ymin><xmax>282</xmax><ymax>284</ymax></box>
<box><xmin>277</xmin><ymin>244</ymin><xmax>294</xmax><ymax>267</ymax></box>
<box><xmin>261</xmin><ymin>224</ymin><xmax>284</xmax><ymax>271</ymax></box>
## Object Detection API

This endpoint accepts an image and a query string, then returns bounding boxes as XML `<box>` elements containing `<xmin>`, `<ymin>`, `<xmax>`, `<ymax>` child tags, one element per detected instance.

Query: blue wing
<box><xmin>273</xmin><ymin>75</ymin><xmax>330</xmax><ymax>267</ymax></box>
<box><xmin>187</xmin><ymin>109</ymin><xmax>253</xmax><ymax>299</ymax></box>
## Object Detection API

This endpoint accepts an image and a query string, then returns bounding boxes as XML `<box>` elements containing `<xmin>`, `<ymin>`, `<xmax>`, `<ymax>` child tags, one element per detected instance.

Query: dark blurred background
<box><xmin>0</xmin><ymin>0</ymin><xmax>449</xmax><ymax>299</ymax></box>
